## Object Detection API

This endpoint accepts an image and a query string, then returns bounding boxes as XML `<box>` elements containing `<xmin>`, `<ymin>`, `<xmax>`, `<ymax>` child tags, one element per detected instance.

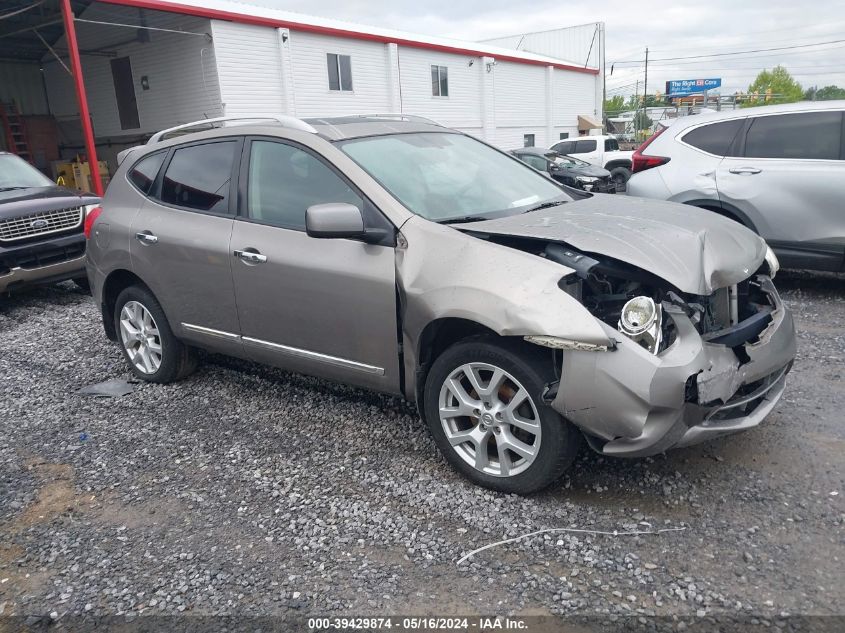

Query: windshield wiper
<box><xmin>0</xmin><ymin>186</ymin><xmax>29</xmax><ymax>192</ymax></box>
<box><xmin>525</xmin><ymin>200</ymin><xmax>567</xmax><ymax>213</ymax></box>
<box><xmin>438</xmin><ymin>215</ymin><xmax>491</xmax><ymax>225</ymax></box>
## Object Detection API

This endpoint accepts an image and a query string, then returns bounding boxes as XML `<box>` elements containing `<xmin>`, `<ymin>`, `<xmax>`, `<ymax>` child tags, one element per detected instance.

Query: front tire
<box><xmin>423</xmin><ymin>338</ymin><xmax>581</xmax><ymax>494</ymax></box>
<box><xmin>609</xmin><ymin>166</ymin><xmax>631</xmax><ymax>190</ymax></box>
<box><xmin>114</xmin><ymin>285</ymin><xmax>196</xmax><ymax>383</ymax></box>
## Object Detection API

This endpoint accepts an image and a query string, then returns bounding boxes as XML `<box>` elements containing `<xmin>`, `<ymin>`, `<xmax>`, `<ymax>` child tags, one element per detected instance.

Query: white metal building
<box><xmin>1</xmin><ymin>0</ymin><xmax>603</xmax><ymax>179</ymax></box>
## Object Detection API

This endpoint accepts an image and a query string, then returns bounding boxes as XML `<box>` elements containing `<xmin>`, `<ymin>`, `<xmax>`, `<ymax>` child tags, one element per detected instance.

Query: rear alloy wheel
<box><xmin>424</xmin><ymin>338</ymin><xmax>580</xmax><ymax>494</ymax></box>
<box><xmin>114</xmin><ymin>286</ymin><xmax>196</xmax><ymax>383</ymax></box>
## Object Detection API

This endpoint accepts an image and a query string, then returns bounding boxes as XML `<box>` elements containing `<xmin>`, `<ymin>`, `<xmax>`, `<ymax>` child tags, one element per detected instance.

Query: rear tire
<box><xmin>114</xmin><ymin>285</ymin><xmax>196</xmax><ymax>383</ymax></box>
<box><xmin>423</xmin><ymin>337</ymin><xmax>581</xmax><ymax>494</ymax></box>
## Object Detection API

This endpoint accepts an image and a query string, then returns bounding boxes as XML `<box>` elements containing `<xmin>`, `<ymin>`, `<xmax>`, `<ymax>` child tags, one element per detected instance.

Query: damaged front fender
<box><xmin>398</xmin><ymin>216</ymin><xmax>612</xmax><ymax>396</ymax></box>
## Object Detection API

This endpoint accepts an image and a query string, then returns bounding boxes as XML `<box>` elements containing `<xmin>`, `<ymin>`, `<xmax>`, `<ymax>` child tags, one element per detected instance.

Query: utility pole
<box><xmin>642</xmin><ymin>47</ymin><xmax>649</xmax><ymax>138</ymax></box>
<box><xmin>634</xmin><ymin>79</ymin><xmax>639</xmax><ymax>138</ymax></box>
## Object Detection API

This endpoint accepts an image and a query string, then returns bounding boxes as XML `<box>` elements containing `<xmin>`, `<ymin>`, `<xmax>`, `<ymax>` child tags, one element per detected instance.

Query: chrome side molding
<box><xmin>181</xmin><ymin>323</ymin><xmax>384</xmax><ymax>376</ymax></box>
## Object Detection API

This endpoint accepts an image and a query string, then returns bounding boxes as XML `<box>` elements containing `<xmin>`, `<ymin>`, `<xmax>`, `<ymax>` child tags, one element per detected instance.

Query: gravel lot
<box><xmin>1</xmin><ymin>272</ymin><xmax>843</xmax><ymax>631</ymax></box>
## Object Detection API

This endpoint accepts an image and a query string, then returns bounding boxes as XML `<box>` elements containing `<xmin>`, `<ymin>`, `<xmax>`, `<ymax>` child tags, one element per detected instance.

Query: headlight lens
<box><xmin>618</xmin><ymin>296</ymin><xmax>663</xmax><ymax>354</ymax></box>
<box><xmin>764</xmin><ymin>245</ymin><xmax>779</xmax><ymax>279</ymax></box>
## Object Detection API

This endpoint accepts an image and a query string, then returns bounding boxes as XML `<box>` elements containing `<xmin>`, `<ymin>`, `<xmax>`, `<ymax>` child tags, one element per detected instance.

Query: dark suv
<box><xmin>0</xmin><ymin>152</ymin><xmax>100</xmax><ymax>293</ymax></box>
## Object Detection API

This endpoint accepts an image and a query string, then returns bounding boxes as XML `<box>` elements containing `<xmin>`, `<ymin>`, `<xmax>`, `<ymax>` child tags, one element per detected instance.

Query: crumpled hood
<box><xmin>559</xmin><ymin>164</ymin><xmax>610</xmax><ymax>178</ymax></box>
<box><xmin>456</xmin><ymin>195</ymin><xmax>767</xmax><ymax>295</ymax></box>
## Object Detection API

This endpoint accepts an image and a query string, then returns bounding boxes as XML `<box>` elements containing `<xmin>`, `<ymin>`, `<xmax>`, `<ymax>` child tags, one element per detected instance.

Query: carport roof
<box><xmin>0</xmin><ymin>0</ymin><xmax>95</xmax><ymax>63</ymax></box>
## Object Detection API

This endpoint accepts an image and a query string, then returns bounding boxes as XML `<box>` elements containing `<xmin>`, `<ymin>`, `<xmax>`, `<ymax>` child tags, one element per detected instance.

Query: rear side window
<box><xmin>683</xmin><ymin>119</ymin><xmax>744</xmax><ymax>156</ymax></box>
<box><xmin>605</xmin><ymin>138</ymin><xmax>619</xmax><ymax>151</ymax></box>
<box><xmin>744</xmin><ymin>112</ymin><xmax>842</xmax><ymax>160</ymax></box>
<box><xmin>575</xmin><ymin>139</ymin><xmax>597</xmax><ymax>153</ymax></box>
<box><xmin>554</xmin><ymin>141</ymin><xmax>575</xmax><ymax>154</ymax></box>
<box><xmin>247</xmin><ymin>140</ymin><xmax>362</xmax><ymax>230</ymax></box>
<box><xmin>128</xmin><ymin>152</ymin><xmax>165</xmax><ymax>195</ymax></box>
<box><xmin>160</xmin><ymin>141</ymin><xmax>236</xmax><ymax>213</ymax></box>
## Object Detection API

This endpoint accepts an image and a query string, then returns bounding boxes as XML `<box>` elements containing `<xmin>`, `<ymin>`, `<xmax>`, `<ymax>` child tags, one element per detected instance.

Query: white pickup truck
<box><xmin>551</xmin><ymin>135</ymin><xmax>635</xmax><ymax>187</ymax></box>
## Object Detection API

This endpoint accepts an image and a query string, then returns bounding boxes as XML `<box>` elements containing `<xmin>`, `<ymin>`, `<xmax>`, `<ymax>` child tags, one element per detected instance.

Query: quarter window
<box><xmin>744</xmin><ymin>112</ymin><xmax>842</xmax><ymax>160</ymax></box>
<box><xmin>128</xmin><ymin>152</ymin><xmax>165</xmax><ymax>195</ymax></box>
<box><xmin>431</xmin><ymin>65</ymin><xmax>449</xmax><ymax>97</ymax></box>
<box><xmin>327</xmin><ymin>53</ymin><xmax>353</xmax><ymax>91</ymax></box>
<box><xmin>159</xmin><ymin>141</ymin><xmax>236</xmax><ymax>213</ymax></box>
<box><xmin>683</xmin><ymin>119</ymin><xmax>744</xmax><ymax>156</ymax></box>
<box><xmin>247</xmin><ymin>140</ymin><xmax>362</xmax><ymax>230</ymax></box>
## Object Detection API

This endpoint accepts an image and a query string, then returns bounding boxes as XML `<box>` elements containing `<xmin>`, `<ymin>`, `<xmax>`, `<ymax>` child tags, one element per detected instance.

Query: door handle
<box><xmin>234</xmin><ymin>249</ymin><xmax>267</xmax><ymax>264</ymax></box>
<box><xmin>135</xmin><ymin>231</ymin><xmax>158</xmax><ymax>245</ymax></box>
<box><xmin>728</xmin><ymin>167</ymin><xmax>762</xmax><ymax>175</ymax></box>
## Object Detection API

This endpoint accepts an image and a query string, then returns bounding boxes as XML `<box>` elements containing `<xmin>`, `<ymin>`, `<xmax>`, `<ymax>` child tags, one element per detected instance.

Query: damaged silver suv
<box><xmin>85</xmin><ymin>115</ymin><xmax>796</xmax><ymax>494</ymax></box>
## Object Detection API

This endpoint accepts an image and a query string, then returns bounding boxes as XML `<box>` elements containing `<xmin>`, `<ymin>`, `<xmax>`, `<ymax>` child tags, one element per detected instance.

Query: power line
<box><xmin>610</xmin><ymin>38</ymin><xmax>845</xmax><ymax>64</ymax></box>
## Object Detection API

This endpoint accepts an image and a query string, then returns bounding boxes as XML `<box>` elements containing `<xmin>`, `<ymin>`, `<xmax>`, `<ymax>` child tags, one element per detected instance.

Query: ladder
<box><xmin>0</xmin><ymin>102</ymin><xmax>32</xmax><ymax>163</ymax></box>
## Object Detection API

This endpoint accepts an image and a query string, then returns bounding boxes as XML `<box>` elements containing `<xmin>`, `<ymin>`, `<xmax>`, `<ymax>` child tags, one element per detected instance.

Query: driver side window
<box><xmin>247</xmin><ymin>140</ymin><xmax>363</xmax><ymax>230</ymax></box>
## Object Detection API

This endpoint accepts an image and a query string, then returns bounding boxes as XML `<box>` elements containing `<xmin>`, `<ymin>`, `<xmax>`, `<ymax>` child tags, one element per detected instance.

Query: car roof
<box><xmin>665</xmin><ymin>99</ymin><xmax>845</xmax><ymax>131</ymax></box>
<box><xmin>304</xmin><ymin>116</ymin><xmax>454</xmax><ymax>141</ymax></box>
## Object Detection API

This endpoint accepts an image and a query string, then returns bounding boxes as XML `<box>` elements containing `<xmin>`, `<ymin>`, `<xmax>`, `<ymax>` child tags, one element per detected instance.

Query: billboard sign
<box><xmin>665</xmin><ymin>78</ymin><xmax>722</xmax><ymax>97</ymax></box>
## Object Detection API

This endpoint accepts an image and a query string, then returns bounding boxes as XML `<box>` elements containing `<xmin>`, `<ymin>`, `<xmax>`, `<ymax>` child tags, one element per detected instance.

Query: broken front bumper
<box><xmin>553</xmin><ymin>276</ymin><xmax>796</xmax><ymax>457</ymax></box>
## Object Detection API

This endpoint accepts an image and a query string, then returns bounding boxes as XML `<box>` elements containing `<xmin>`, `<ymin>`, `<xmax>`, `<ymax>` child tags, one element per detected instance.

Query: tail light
<box><xmin>83</xmin><ymin>206</ymin><xmax>102</xmax><ymax>239</ymax></box>
<box><xmin>631</xmin><ymin>126</ymin><xmax>670</xmax><ymax>174</ymax></box>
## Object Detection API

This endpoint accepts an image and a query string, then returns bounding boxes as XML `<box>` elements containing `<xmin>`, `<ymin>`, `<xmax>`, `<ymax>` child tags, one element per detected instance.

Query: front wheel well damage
<box><xmin>101</xmin><ymin>269</ymin><xmax>151</xmax><ymax>341</ymax></box>
<box><xmin>413</xmin><ymin>318</ymin><xmax>561</xmax><ymax>420</ymax></box>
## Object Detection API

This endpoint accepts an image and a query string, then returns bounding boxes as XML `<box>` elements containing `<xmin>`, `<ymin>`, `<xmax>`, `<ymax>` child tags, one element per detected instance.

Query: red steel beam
<box><xmin>60</xmin><ymin>0</ymin><xmax>104</xmax><ymax>196</ymax></box>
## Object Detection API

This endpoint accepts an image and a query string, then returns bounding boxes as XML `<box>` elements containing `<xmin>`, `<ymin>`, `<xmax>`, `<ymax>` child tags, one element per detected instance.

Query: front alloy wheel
<box><xmin>424</xmin><ymin>338</ymin><xmax>581</xmax><ymax>494</ymax></box>
<box><xmin>439</xmin><ymin>362</ymin><xmax>541</xmax><ymax>477</ymax></box>
<box><xmin>119</xmin><ymin>300</ymin><xmax>163</xmax><ymax>375</ymax></box>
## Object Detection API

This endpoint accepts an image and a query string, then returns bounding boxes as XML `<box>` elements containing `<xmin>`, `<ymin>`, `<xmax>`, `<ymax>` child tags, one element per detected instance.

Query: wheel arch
<box><xmin>412</xmin><ymin>317</ymin><xmax>498</xmax><ymax>418</ymax></box>
<box><xmin>604</xmin><ymin>159</ymin><xmax>632</xmax><ymax>171</ymax></box>
<box><xmin>684</xmin><ymin>199</ymin><xmax>758</xmax><ymax>232</ymax></box>
<box><xmin>100</xmin><ymin>269</ymin><xmax>153</xmax><ymax>341</ymax></box>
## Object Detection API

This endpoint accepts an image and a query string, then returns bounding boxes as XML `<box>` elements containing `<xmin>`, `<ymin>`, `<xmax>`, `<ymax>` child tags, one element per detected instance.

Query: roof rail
<box><xmin>147</xmin><ymin>115</ymin><xmax>317</xmax><ymax>144</ymax></box>
<box><xmin>346</xmin><ymin>113</ymin><xmax>443</xmax><ymax>126</ymax></box>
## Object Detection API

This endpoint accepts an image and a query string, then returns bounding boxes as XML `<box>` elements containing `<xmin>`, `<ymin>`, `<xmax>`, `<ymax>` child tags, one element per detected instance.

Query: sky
<box><xmin>245</xmin><ymin>0</ymin><xmax>845</xmax><ymax>100</ymax></box>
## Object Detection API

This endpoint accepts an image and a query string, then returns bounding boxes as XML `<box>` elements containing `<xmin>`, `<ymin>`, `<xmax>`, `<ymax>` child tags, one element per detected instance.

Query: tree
<box><xmin>603</xmin><ymin>94</ymin><xmax>625</xmax><ymax>114</ymax></box>
<box><xmin>806</xmin><ymin>85</ymin><xmax>845</xmax><ymax>101</ymax></box>
<box><xmin>633</xmin><ymin>110</ymin><xmax>652</xmax><ymax>132</ymax></box>
<box><xmin>743</xmin><ymin>66</ymin><xmax>803</xmax><ymax>107</ymax></box>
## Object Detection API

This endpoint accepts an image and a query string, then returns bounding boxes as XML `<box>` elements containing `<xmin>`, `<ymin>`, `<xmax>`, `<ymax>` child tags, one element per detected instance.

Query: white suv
<box><xmin>626</xmin><ymin>101</ymin><xmax>845</xmax><ymax>272</ymax></box>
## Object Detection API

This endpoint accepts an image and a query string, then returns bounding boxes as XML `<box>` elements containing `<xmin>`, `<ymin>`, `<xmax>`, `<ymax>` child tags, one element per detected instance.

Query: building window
<box><xmin>431</xmin><ymin>65</ymin><xmax>448</xmax><ymax>97</ymax></box>
<box><xmin>559</xmin><ymin>132</ymin><xmax>569</xmax><ymax>140</ymax></box>
<box><xmin>523</xmin><ymin>134</ymin><xmax>535</xmax><ymax>147</ymax></box>
<box><xmin>327</xmin><ymin>53</ymin><xmax>353</xmax><ymax>91</ymax></box>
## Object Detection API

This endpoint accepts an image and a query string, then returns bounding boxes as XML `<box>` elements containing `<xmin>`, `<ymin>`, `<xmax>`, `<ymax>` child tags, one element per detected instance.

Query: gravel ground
<box><xmin>0</xmin><ymin>272</ymin><xmax>843</xmax><ymax>631</ymax></box>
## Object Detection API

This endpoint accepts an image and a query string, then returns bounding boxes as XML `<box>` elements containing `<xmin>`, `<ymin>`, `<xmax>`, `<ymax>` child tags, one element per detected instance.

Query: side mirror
<box><xmin>305</xmin><ymin>203</ymin><xmax>365</xmax><ymax>240</ymax></box>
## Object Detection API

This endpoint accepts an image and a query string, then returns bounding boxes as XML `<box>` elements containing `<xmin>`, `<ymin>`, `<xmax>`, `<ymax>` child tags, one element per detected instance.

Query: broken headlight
<box><xmin>764</xmin><ymin>245</ymin><xmax>779</xmax><ymax>279</ymax></box>
<box><xmin>618</xmin><ymin>295</ymin><xmax>663</xmax><ymax>354</ymax></box>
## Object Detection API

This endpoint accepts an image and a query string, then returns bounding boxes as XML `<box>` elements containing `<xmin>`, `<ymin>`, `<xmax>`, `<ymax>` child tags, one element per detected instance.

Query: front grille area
<box><xmin>0</xmin><ymin>207</ymin><xmax>84</xmax><ymax>242</ymax></box>
<box><xmin>0</xmin><ymin>241</ymin><xmax>85</xmax><ymax>273</ymax></box>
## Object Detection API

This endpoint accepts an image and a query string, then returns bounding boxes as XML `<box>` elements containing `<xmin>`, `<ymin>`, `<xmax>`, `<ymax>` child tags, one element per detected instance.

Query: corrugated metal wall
<box><xmin>288</xmin><ymin>31</ymin><xmax>393</xmax><ymax>117</ymax></box>
<box><xmin>0</xmin><ymin>61</ymin><xmax>49</xmax><ymax>115</ymax></box>
<box><xmin>481</xmin><ymin>23</ymin><xmax>602</xmax><ymax>69</ymax></box>
<box><xmin>43</xmin><ymin>4</ymin><xmax>222</xmax><ymax>138</ymax></box>
<box><xmin>210</xmin><ymin>21</ymin><xmax>285</xmax><ymax>117</ymax></box>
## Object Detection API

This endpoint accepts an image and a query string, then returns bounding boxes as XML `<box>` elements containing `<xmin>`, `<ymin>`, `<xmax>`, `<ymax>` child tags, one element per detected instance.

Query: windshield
<box><xmin>0</xmin><ymin>154</ymin><xmax>54</xmax><ymax>190</ymax></box>
<box><xmin>550</xmin><ymin>154</ymin><xmax>589</xmax><ymax>167</ymax></box>
<box><xmin>339</xmin><ymin>132</ymin><xmax>570</xmax><ymax>222</ymax></box>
